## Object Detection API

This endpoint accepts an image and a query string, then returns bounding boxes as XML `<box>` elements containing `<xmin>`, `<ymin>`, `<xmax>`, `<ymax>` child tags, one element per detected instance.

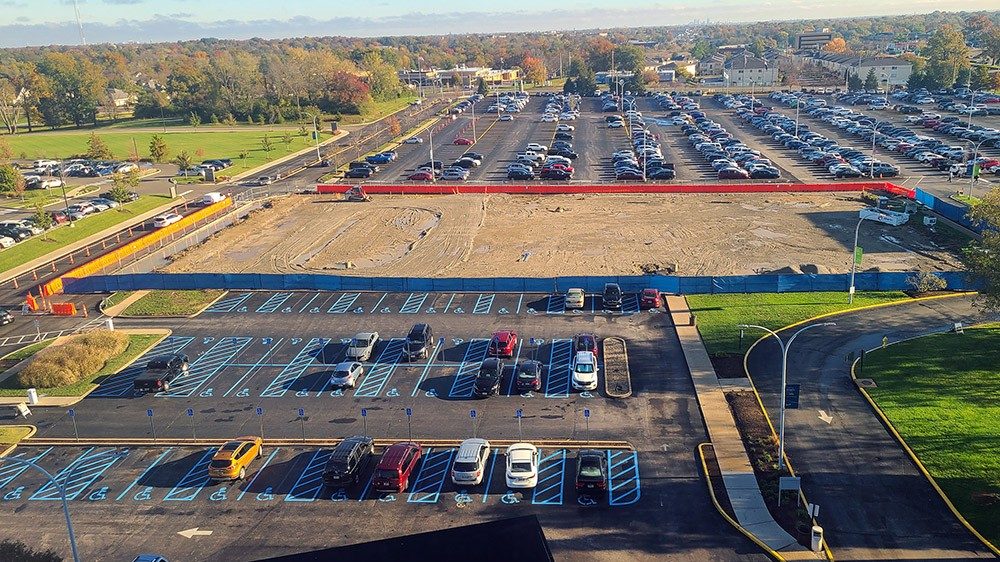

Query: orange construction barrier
<box><xmin>25</xmin><ymin>293</ymin><xmax>38</xmax><ymax>312</ymax></box>
<box><xmin>51</xmin><ymin>302</ymin><xmax>77</xmax><ymax>316</ymax></box>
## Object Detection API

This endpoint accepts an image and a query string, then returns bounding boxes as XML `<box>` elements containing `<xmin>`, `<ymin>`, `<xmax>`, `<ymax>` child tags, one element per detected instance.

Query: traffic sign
<box><xmin>255</xmin><ymin>407</ymin><xmax>264</xmax><ymax>416</ymax></box>
<box><xmin>361</xmin><ymin>408</ymin><xmax>367</xmax><ymax>417</ymax></box>
<box><xmin>583</xmin><ymin>409</ymin><xmax>590</xmax><ymax>419</ymax></box>
<box><xmin>515</xmin><ymin>409</ymin><xmax>523</xmax><ymax>419</ymax></box>
<box><xmin>186</xmin><ymin>408</ymin><xmax>194</xmax><ymax>417</ymax></box>
<box><xmin>405</xmin><ymin>408</ymin><xmax>412</xmax><ymax>417</ymax></box>
<box><xmin>67</xmin><ymin>408</ymin><xmax>75</xmax><ymax>418</ymax></box>
<box><xmin>146</xmin><ymin>409</ymin><xmax>153</xmax><ymax>417</ymax></box>
<box><xmin>784</xmin><ymin>384</ymin><xmax>801</xmax><ymax>409</ymax></box>
<box><xmin>470</xmin><ymin>409</ymin><xmax>477</xmax><ymax>419</ymax></box>
<box><xmin>298</xmin><ymin>408</ymin><xmax>305</xmax><ymax>418</ymax></box>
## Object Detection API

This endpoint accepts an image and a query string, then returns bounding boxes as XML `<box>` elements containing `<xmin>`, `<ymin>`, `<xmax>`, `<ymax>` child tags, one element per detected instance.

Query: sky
<box><xmin>0</xmin><ymin>0</ymin><xmax>997</xmax><ymax>48</ymax></box>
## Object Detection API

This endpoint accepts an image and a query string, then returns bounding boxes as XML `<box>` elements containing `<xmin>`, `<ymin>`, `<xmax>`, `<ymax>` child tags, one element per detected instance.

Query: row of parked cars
<box><xmin>607</xmin><ymin>105</ymin><xmax>676</xmax><ymax>181</ymax></box>
<box><xmin>28</xmin><ymin>159</ymin><xmax>138</xmax><ymax>179</ymax></box>
<box><xmin>0</xmin><ymin>189</ymin><xmax>140</xmax><ymax>250</ymax></box>
<box><xmin>541</xmin><ymin>93</ymin><xmax>580</xmax><ymax>122</ymax></box>
<box><xmin>508</xmin><ymin>135</ymin><xmax>578</xmax><ymax>181</ymax></box>
<box><xmin>901</xmin><ymin>110</ymin><xmax>1000</xmax><ymax>150</ymax></box>
<box><xmin>892</xmin><ymin>87</ymin><xmax>1000</xmax><ymax>117</ymax></box>
<box><xmin>176</xmin><ymin>158</ymin><xmax>235</xmax><ymax>178</ymax></box>
<box><xmin>202</xmin><ymin>434</ymin><xmax>612</xmax><ymax>499</ymax></box>
<box><xmin>674</xmin><ymin>95</ymin><xmax>778</xmax><ymax>180</ymax></box>
<box><xmin>486</xmin><ymin>91</ymin><xmax>529</xmax><ymax>117</ymax></box>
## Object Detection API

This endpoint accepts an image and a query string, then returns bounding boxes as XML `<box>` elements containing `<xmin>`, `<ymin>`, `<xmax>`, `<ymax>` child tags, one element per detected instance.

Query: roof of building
<box><xmin>724</xmin><ymin>54</ymin><xmax>770</xmax><ymax>70</ymax></box>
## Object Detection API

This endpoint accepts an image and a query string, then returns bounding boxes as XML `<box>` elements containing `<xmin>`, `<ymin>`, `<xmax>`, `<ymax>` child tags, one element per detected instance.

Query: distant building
<box><xmin>399</xmin><ymin>67</ymin><xmax>520</xmax><ymax>88</ymax></box>
<box><xmin>398</xmin><ymin>69</ymin><xmax>440</xmax><ymax>87</ymax></box>
<box><xmin>797</xmin><ymin>29</ymin><xmax>834</xmax><ymax>50</ymax></box>
<box><xmin>663</xmin><ymin>59</ymin><xmax>698</xmax><ymax>78</ymax></box>
<box><xmin>595</xmin><ymin>70</ymin><xmax>635</xmax><ymax>84</ymax></box>
<box><xmin>107</xmin><ymin>88</ymin><xmax>137</xmax><ymax>108</ymax></box>
<box><xmin>722</xmin><ymin>54</ymin><xmax>778</xmax><ymax>87</ymax></box>
<box><xmin>699</xmin><ymin>53</ymin><xmax>729</xmax><ymax>76</ymax></box>
<box><xmin>789</xmin><ymin>51</ymin><xmax>912</xmax><ymax>86</ymax></box>
<box><xmin>628</xmin><ymin>40</ymin><xmax>658</xmax><ymax>48</ymax></box>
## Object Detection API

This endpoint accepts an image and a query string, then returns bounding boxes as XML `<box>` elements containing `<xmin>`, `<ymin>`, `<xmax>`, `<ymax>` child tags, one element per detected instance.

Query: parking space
<box><xmin>0</xmin><ymin>445</ymin><xmax>642</xmax><ymax>509</ymax></box>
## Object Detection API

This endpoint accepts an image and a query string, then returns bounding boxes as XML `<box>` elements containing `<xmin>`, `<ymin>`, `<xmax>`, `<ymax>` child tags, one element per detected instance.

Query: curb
<box><xmin>602</xmin><ymin>336</ymin><xmax>632</xmax><ymax>398</ymax></box>
<box><xmin>0</xmin><ymin>425</ymin><xmax>37</xmax><ymax>458</ymax></box>
<box><xmin>849</xmin><ymin>334</ymin><xmax>1000</xmax><ymax>558</ymax></box>
<box><xmin>697</xmin><ymin>443</ymin><xmax>786</xmax><ymax>562</ymax></box>
<box><xmin>189</xmin><ymin>290</ymin><xmax>230</xmax><ymax>318</ymax></box>
<box><xmin>23</xmin><ymin>438</ymin><xmax>634</xmax><ymax>450</ymax></box>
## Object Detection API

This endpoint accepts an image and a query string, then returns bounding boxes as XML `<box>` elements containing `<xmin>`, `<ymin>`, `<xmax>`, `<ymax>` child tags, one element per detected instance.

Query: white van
<box><xmin>32</xmin><ymin>160</ymin><xmax>60</xmax><ymax>169</ymax></box>
<box><xmin>200</xmin><ymin>192</ymin><xmax>225</xmax><ymax>205</ymax></box>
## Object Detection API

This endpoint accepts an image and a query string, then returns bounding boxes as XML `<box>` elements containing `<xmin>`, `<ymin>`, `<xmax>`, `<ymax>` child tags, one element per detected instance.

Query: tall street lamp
<box><xmin>739</xmin><ymin>322</ymin><xmax>836</xmax><ymax>470</ymax></box>
<box><xmin>848</xmin><ymin>214</ymin><xmax>870</xmax><ymax>304</ymax></box>
<box><xmin>964</xmin><ymin>138</ymin><xmax>987</xmax><ymax>199</ymax></box>
<box><xmin>311</xmin><ymin>115</ymin><xmax>322</xmax><ymax>163</ymax></box>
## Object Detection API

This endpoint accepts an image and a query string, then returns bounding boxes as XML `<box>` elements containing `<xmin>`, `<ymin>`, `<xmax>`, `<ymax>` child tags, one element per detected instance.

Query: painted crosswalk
<box><xmin>531</xmin><ymin>449</ymin><xmax>567</xmax><ymax>505</ymax></box>
<box><xmin>327</xmin><ymin>293</ymin><xmax>360</xmax><ymax>314</ymax></box>
<box><xmin>259</xmin><ymin>338</ymin><xmax>330</xmax><ymax>398</ymax></box>
<box><xmin>163</xmin><ymin>449</ymin><xmax>215</xmax><ymax>501</ymax></box>
<box><xmin>285</xmin><ymin>450</ymin><xmax>332</xmax><ymax>502</ymax></box>
<box><xmin>161</xmin><ymin>337</ymin><xmax>253</xmax><ymax>397</ymax></box>
<box><xmin>607</xmin><ymin>450</ymin><xmax>641</xmax><ymax>506</ymax></box>
<box><xmin>256</xmin><ymin>292</ymin><xmax>293</xmax><ymax>313</ymax></box>
<box><xmin>448</xmin><ymin>339</ymin><xmax>491</xmax><ymax>398</ymax></box>
<box><xmin>353</xmin><ymin>339</ymin><xmax>405</xmax><ymax>398</ymax></box>
<box><xmin>204</xmin><ymin>293</ymin><xmax>251</xmax><ymax>313</ymax></box>
<box><xmin>399</xmin><ymin>293</ymin><xmax>427</xmax><ymax>314</ymax></box>
<box><xmin>544</xmin><ymin>339</ymin><xmax>574</xmax><ymax>398</ymax></box>
<box><xmin>89</xmin><ymin>337</ymin><xmax>195</xmax><ymax>398</ymax></box>
<box><xmin>30</xmin><ymin>448</ymin><xmax>127</xmax><ymax>501</ymax></box>
<box><xmin>406</xmin><ymin>448</ymin><xmax>455</xmax><ymax>503</ymax></box>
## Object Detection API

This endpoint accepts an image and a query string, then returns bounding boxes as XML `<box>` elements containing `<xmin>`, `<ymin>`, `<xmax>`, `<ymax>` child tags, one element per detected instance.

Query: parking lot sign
<box><xmin>298</xmin><ymin>408</ymin><xmax>305</xmax><ymax>418</ymax></box>
<box><xmin>515</xmin><ymin>409</ymin><xmax>523</xmax><ymax>419</ymax></box>
<box><xmin>583</xmin><ymin>409</ymin><xmax>590</xmax><ymax>418</ymax></box>
<box><xmin>67</xmin><ymin>408</ymin><xmax>75</xmax><ymax>418</ymax></box>
<box><xmin>185</xmin><ymin>408</ymin><xmax>194</xmax><ymax>417</ymax></box>
<box><xmin>361</xmin><ymin>408</ymin><xmax>367</xmax><ymax>417</ymax></box>
<box><xmin>405</xmin><ymin>407</ymin><xmax>412</xmax><ymax>417</ymax></box>
<box><xmin>256</xmin><ymin>407</ymin><xmax>264</xmax><ymax>416</ymax></box>
<box><xmin>146</xmin><ymin>409</ymin><xmax>153</xmax><ymax>417</ymax></box>
<box><xmin>784</xmin><ymin>384</ymin><xmax>801</xmax><ymax>409</ymax></box>
<box><xmin>470</xmin><ymin>409</ymin><xmax>477</xmax><ymax>419</ymax></box>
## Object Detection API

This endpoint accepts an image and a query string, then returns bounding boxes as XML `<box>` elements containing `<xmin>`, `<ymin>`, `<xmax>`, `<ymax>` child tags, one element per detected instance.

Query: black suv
<box><xmin>133</xmin><ymin>353</ymin><xmax>189</xmax><ymax>393</ymax></box>
<box><xmin>602</xmin><ymin>283</ymin><xmax>623</xmax><ymax>310</ymax></box>
<box><xmin>575</xmin><ymin>449</ymin><xmax>608</xmax><ymax>495</ymax></box>
<box><xmin>473</xmin><ymin>358</ymin><xmax>503</xmax><ymax>398</ymax></box>
<box><xmin>322</xmin><ymin>435</ymin><xmax>375</xmax><ymax>487</ymax></box>
<box><xmin>404</xmin><ymin>323</ymin><xmax>434</xmax><ymax>361</ymax></box>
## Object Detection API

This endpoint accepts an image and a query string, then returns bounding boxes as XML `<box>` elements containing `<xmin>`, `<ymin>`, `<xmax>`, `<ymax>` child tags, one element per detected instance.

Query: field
<box><xmin>119</xmin><ymin>289</ymin><xmax>226</xmax><ymax>317</ymax></box>
<box><xmin>164</xmin><ymin>192</ymin><xmax>963</xmax><ymax>278</ymax></box>
<box><xmin>3</xmin><ymin>129</ymin><xmax>335</xmax><ymax>172</ymax></box>
<box><xmin>865</xmin><ymin>324</ymin><xmax>1000</xmax><ymax>547</ymax></box>
<box><xmin>0</xmin><ymin>195</ymin><xmax>174</xmax><ymax>273</ymax></box>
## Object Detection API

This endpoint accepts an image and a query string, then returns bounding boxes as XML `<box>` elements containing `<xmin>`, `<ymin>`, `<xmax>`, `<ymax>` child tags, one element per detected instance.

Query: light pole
<box><xmin>794</xmin><ymin>96</ymin><xmax>801</xmax><ymax>138</ymax></box>
<box><xmin>869</xmin><ymin>118</ymin><xmax>879</xmax><ymax>179</ymax></box>
<box><xmin>749</xmin><ymin>80</ymin><xmax>756</xmax><ymax>113</ymax></box>
<box><xmin>311</xmin><ymin>114</ymin><xmax>322</xmax><ymax>163</ymax></box>
<box><xmin>57</xmin><ymin>160</ymin><xmax>74</xmax><ymax>228</ymax></box>
<box><xmin>739</xmin><ymin>322</ymin><xmax>836</xmax><ymax>470</ymax></box>
<box><xmin>428</xmin><ymin>122</ymin><xmax>435</xmax><ymax>184</ymax></box>
<box><xmin>471</xmin><ymin>97</ymin><xmax>476</xmax><ymax>143</ymax></box>
<box><xmin>848</xmin><ymin>214</ymin><xmax>870</xmax><ymax>304</ymax></box>
<box><xmin>964</xmin><ymin>139</ymin><xmax>987</xmax><ymax>199</ymax></box>
<box><xmin>0</xmin><ymin>457</ymin><xmax>79</xmax><ymax>561</ymax></box>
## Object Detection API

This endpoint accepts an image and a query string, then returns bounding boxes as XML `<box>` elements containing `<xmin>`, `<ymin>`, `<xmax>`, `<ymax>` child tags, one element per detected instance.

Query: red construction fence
<box><xmin>317</xmin><ymin>182</ymin><xmax>915</xmax><ymax>196</ymax></box>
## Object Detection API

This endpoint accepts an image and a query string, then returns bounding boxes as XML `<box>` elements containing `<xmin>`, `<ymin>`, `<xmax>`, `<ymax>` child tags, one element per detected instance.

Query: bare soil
<box><xmin>165</xmin><ymin>193</ymin><xmax>964</xmax><ymax>277</ymax></box>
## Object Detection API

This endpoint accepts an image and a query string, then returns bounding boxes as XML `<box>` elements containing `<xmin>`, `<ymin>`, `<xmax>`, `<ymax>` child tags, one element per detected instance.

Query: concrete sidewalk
<box><xmin>667</xmin><ymin>295</ymin><xmax>820</xmax><ymax>559</ymax></box>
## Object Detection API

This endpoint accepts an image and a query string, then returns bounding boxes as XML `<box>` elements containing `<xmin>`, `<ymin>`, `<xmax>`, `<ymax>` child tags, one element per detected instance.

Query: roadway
<box><xmin>746</xmin><ymin>294</ymin><xmax>998</xmax><ymax>560</ymax></box>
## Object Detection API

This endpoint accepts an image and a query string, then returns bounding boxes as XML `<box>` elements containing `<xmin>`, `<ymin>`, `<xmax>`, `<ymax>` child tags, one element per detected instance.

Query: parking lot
<box><xmin>2</xmin><ymin>290</ymin><xmax>765</xmax><ymax>561</ymax></box>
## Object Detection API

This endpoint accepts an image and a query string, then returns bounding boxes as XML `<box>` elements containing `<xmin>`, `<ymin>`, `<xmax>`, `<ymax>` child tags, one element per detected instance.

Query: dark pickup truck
<box><xmin>133</xmin><ymin>353</ymin><xmax>189</xmax><ymax>393</ymax></box>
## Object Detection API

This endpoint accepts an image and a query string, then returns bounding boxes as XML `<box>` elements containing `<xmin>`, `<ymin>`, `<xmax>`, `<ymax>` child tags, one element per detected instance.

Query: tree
<box><xmin>970</xmin><ymin>66</ymin><xmax>991</xmax><ymax>91</ymax></box>
<box><xmin>641</xmin><ymin>69</ymin><xmax>660</xmax><ymax>86</ymax></box>
<box><xmin>148</xmin><ymin>135</ymin><xmax>168</xmax><ymax>163</ymax></box>
<box><xmin>174</xmin><ymin>150</ymin><xmax>192</xmax><ymax>171</ymax></box>
<box><xmin>822</xmin><ymin>38</ymin><xmax>849</xmax><ymax>53</ymax></box>
<box><xmin>923</xmin><ymin>25</ymin><xmax>970</xmax><ymax>90</ymax></box>
<box><xmin>476</xmin><ymin>77</ymin><xmax>488</xmax><ymax>96</ymax></box>
<box><xmin>0</xmin><ymin>163</ymin><xmax>25</xmax><ymax>196</ymax></box>
<box><xmin>575</xmin><ymin>68</ymin><xmax>598</xmax><ymax>96</ymax></box>
<box><xmin>907</xmin><ymin>71</ymin><xmax>928</xmax><ymax>91</ymax></box>
<box><xmin>386</xmin><ymin>116</ymin><xmax>401</xmax><ymax>137</ymax></box>
<box><xmin>36</xmin><ymin>52</ymin><xmax>106</xmax><ymax>127</ymax></box>
<box><xmin>522</xmin><ymin>56</ymin><xmax>547</xmax><ymax>84</ymax></box>
<box><xmin>32</xmin><ymin>204</ymin><xmax>53</xmax><ymax>239</ymax></box>
<box><xmin>863</xmin><ymin>69</ymin><xmax>879</xmax><ymax>91</ymax></box>
<box><xmin>954</xmin><ymin>67</ymin><xmax>971</xmax><ymax>89</ymax></box>
<box><xmin>568</xmin><ymin>59</ymin><xmax>587</xmax><ymax>78</ymax></box>
<box><xmin>109</xmin><ymin>169</ymin><xmax>140</xmax><ymax>205</ymax></box>
<box><xmin>86</xmin><ymin>133</ymin><xmax>113</xmax><ymax>159</ymax></box>
<box><xmin>0</xmin><ymin>137</ymin><xmax>12</xmax><ymax>161</ymax></box>
<box><xmin>282</xmin><ymin>131</ymin><xmax>293</xmax><ymax>152</ymax></box>
<box><xmin>965</xmin><ymin>187</ymin><xmax>1000</xmax><ymax>311</ymax></box>
<box><xmin>848</xmin><ymin>72</ymin><xmax>863</xmax><ymax>91</ymax></box>
<box><xmin>982</xmin><ymin>28</ymin><xmax>1000</xmax><ymax>66</ymax></box>
<box><xmin>261</xmin><ymin>135</ymin><xmax>274</xmax><ymax>153</ymax></box>
<box><xmin>562</xmin><ymin>77</ymin><xmax>576</xmax><ymax>94</ymax></box>
<box><xmin>0</xmin><ymin>539</ymin><xmax>62</xmax><ymax>562</ymax></box>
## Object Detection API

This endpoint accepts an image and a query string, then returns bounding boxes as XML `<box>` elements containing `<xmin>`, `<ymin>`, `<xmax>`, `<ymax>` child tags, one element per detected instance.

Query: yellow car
<box><xmin>208</xmin><ymin>436</ymin><xmax>263</xmax><ymax>481</ymax></box>
<box><xmin>565</xmin><ymin>288</ymin><xmax>585</xmax><ymax>309</ymax></box>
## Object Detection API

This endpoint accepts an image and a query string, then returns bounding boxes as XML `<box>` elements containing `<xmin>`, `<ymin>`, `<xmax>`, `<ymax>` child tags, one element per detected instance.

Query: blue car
<box><xmin>366</xmin><ymin>151</ymin><xmax>397</xmax><ymax>164</ymax></box>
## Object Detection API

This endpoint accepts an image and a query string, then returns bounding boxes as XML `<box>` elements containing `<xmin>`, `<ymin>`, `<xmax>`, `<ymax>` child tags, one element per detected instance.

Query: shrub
<box><xmin>16</xmin><ymin>330</ymin><xmax>129</xmax><ymax>388</ymax></box>
<box><xmin>0</xmin><ymin>540</ymin><xmax>62</xmax><ymax>562</ymax></box>
<box><xmin>907</xmin><ymin>271</ymin><xmax>947</xmax><ymax>293</ymax></box>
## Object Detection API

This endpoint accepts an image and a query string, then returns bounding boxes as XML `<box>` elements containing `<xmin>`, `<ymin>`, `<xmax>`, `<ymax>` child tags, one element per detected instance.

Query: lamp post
<box><xmin>471</xmin><ymin>97</ymin><xmax>476</xmax><ymax>143</ymax></box>
<box><xmin>749</xmin><ymin>80</ymin><xmax>756</xmax><ymax>113</ymax></box>
<box><xmin>964</xmin><ymin>139</ymin><xmax>987</xmax><ymax>199</ymax></box>
<box><xmin>311</xmin><ymin>114</ymin><xmax>321</xmax><ymax>163</ymax></box>
<box><xmin>848</xmin><ymin>214</ymin><xmax>870</xmax><ymax>304</ymax></box>
<box><xmin>869</xmin><ymin>118</ymin><xmax>879</xmax><ymax>179</ymax></box>
<box><xmin>57</xmin><ymin>160</ymin><xmax>73</xmax><ymax>228</ymax></box>
<box><xmin>794</xmin><ymin>96</ymin><xmax>801</xmax><ymax>138</ymax></box>
<box><xmin>738</xmin><ymin>322</ymin><xmax>836</xmax><ymax>470</ymax></box>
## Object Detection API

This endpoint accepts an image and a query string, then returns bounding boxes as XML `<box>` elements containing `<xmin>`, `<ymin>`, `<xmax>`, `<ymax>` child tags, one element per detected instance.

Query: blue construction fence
<box><xmin>915</xmin><ymin>187</ymin><xmax>988</xmax><ymax>234</ymax></box>
<box><xmin>62</xmin><ymin>271</ymin><xmax>976</xmax><ymax>295</ymax></box>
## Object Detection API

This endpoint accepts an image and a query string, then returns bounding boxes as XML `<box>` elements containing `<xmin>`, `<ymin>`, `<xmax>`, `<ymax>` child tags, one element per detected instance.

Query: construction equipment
<box><xmin>344</xmin><ymin>186</ymin><xmax>371</xmax><ymax>202</ymax></box>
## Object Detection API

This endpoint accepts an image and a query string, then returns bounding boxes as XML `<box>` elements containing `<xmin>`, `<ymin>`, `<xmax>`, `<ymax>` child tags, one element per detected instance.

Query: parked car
<box><xmin>488</xmin><ymin>330</ymin><xmax>518</xmax><ymax>357</ymax></box>
<box><xmin>473</xmin><ymin>358</ymin><xmax>504</xmax><ymax>398</ymax></box>
<box><xmin>453</xmin><ymin>137</ymin><xmax>474</xmax><ymax>145</ymax></box>
<box><xmin>322</xmin><ymin>435</ymin><xmax>375</xmax><ymax>487</ymax></box>
<box><xmin>451</xmin><ymin>438</ymin><xmax>491</xmax><ymax>486</ymax></box>
<box><xmin>403</xmin><ymin>137</ymin><xmax>424</xmax><ymax>144</ymax></box>
<box><xmin>373</xmin><ymin>442</ymin><xmax>422</xmax><ymax>492</ymax></box>
<box><xmin>346</xmin><ymin>332</ymin><xmax>379</xmax><ymax>361</ymax></box>
<box><xmin>0</xmin><ymin>309</ymin><xmax>13</xmax><ymax>326</ymax></box>
<box><xmin>208</xmin><ymin>436</ymin><xmax>263</xmax><ymax>481</ymax></box>
<box><xmin>404</xmin><ymin>323</ymin><xmax>434</xmax><ymax>361</ymax></box>
<box><xmin>408</xmin><ymin>170</ymin><xmax>434</xmax><ymax>181</ymax></box>
<box><xmin>515</xmin><ymin>360</ymin><xmax>542</xmax><ymax>392</ymax></box>
<box><xmin>571</xmin><ymin>351</ymin><xmax>598</xmax><ymax>391</ymax></box>
<box><xmin>565</xmin><ymin>288</ymin><xmax>585</xmax><ymax>309</ymax></box>
<box><xmin>505</xmin><ymin>443</ymin><xmax>539</xmax><ymax>489</ymax></box>
<box><xmin>575</xmin><ymin>449</ymin><xmax>608</xmax><ymax>495</ymax></box>
<box><xmin>328</xmin><ymin>362</ymin><xmax>364</xmax><ymax>389</ymax></box>
<box><xmin>640</xmin><ymin>288</ymin><xmax>662</xmax><ymax>309</ymax></box>
<box><xmin>602</xmin><ymin>283</ymin><xmax>623</xmax><ymax>310</ymax></box>
<box><xmin>132</xmin><ymin>353</ymin><xmax>189</xmax><ymax>393</ymax></box>
<box><xmin>572</xmin><ymin>334</ymin><xmax>599</xmax><ymax>357</ymax></box>
<box><xmin>0</xmin><ymin>236</ymin><xmax>15</xmax><ymax>249</ymax></box>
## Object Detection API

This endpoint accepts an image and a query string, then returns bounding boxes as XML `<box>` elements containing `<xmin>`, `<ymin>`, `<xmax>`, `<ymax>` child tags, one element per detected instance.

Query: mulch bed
<box><xmin>726</xmin><ymin>390</ymin><xmax>813</xmax><ymax>545</ymax></box>
<box><xmin>709</xmin><ymin>353</ymin><xmax>745</xmax><ymax>379</ymax></box>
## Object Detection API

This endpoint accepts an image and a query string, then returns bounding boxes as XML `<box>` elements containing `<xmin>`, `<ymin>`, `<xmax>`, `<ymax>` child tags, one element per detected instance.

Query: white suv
<box><xmin>571</xmin><ymin>351</ymin><xmax>598</xmax><ymax>391</ymax></box>
<box><xmin>452</xmin><ymin>438</ymin><xmax>491</xmax><ymax>486</ymax></box>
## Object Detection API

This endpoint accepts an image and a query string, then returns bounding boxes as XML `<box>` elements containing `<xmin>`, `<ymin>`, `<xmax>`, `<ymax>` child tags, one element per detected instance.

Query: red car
<box><xmin>373</xmin><ymin>442</ymin><xmax>422</xmax><ymax>492</ymax></box>
<box><xmin>488</xmin><ymin>330</ymin><xmax>518</xmax><ymax>357</ymax></box>
<box><xmin>640</xmin><ymin>288</ymin><xmax>662</xmax><ymax>309</ymax></box>
<box><xmin>543</xmin><ymin>163</ymin><xmax>574</xmax><ymax>174</ymax></box>
<box><xmin>572</xmin><ymin>333</ymin><xmax>598</xmax><ymax>357</ymax></box>
<box><xmin>407</xmin><ymin>171</ymin><xmax>434</xmax><ymax>181</ymax></box>
<box><xmin>454</xmin><ymin>137</ymin><xmax>474</xmax><ymax>145</ymax></box>
<box><xmin>49</xmin><ymin>211</ymin><xmax>69</xmax><ymax>224</ymax></box>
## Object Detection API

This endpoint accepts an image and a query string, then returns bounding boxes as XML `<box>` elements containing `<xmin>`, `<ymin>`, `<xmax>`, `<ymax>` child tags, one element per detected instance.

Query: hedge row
<box><xmin>16</xmin><ymin>330</ymin><xmax>129</xmax><ymax>388</ymax></box>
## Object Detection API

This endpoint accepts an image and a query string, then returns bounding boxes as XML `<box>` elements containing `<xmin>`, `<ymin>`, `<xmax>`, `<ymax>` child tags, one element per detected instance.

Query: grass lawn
<box><xmin>337</xmin><ymin>95</ymin><xmax>417</xmax><ymax>125</ymax></box>
<box><xmin>687</xmin><ymin>291</ymin><xmax>911</xmax><ymax>356</ymax></box>
<box><xmin>120</xmin><ymin>289</ymin><xmax>226</xmax><ymax>317</ymax></box>
<box><xmin>0</xmin><ymin>426</ymin><xmax>32</xmax><ymax>445</ymax></box>
<box><xmin>3</xmin><ymin>129</ymin><xmax>334</xmax><ymax>174</ymax></box>
<box><xmin>0</xmin><ymin>333</ymin><xmax>163</xmax><ymax>397</ymax></box>
<box><xmin>865</xmin><ymin>324</ymin><xmax>1000</xmax><ymax>547</ymax></box>
<box><xmin>101</xmin><ymin>291</ymin><xmax>133</xmax><ymax>310</ymax></box>
<box><xmin>0</xmin><ymin>339</ymin><xmax>55</xmax><ymax>362</ymax></box>
<box><xmin>0</xmin><ymin>195</ymin><xmax>173</xmax><ymax>274</ymax></box>
<box><xmin>952</xmin><ymin>194</ymin><xmax>981</xmax><ymax>206</ymax></box>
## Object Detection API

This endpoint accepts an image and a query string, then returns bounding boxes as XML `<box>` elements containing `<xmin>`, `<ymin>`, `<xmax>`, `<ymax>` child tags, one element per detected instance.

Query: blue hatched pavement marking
<box><xmin>531</xmin><ymin>449</ymin><xmax>567</xmax><ymax>505</ymax></box>
<box><xmin>162</xmin><ymin>449</ymin><xmax>215</xmax><ymax>501</ymax></box>
<box><xmin>116</xmin><ymin>448</ymin><xmax>174</xmax><ymax>501</ymax></box>
<box><xmin>447</xmin><ymin>339</ymin><xmax>490</xmax><ymax>398</ymax></box>
<box><xmin>543</xmin><ymin>339</ymin><xmax>573</xmax><ymax>398</ymax></box>
<box><xmin>399</xmin><ymin>293</ymin><xmax>428</xmax><ymax>314</ymax></box>
<box><xmin>607</xmin><ymin>450</ymin><xmax>641</xmax><ymax>506</ymax></box>
<box><xmin>0</xmin><ymin>447</ymin><xmax>53</xmax><ymax>490</ymax></box>
<box><xmin>255</xmin><ymin>292</ymin><xmax>293</xmax><ymax>313</ymax></box>
<box><xmin>30</xmin><ymin>448</ymin><xmax>127</xmax><ymax>501</ymax></box>
<box><xmin>237</xmin><ymin>448</ymin><xmax>280</xmax><ymax>501</ymax></box>
<box><xmin>90</xmin><ymin>337</ymin><xmax>195</xmax><ymax>397</ymax></box>
<box><xmin>473</xmin><ymin>294</ymin><xmax>495</xmax><ymax>314</ymax></box>
<box><xmin>297</xmin><ymin>293</ymin><xmax>321</xmax><ymax>313</ymax></box>
<box><xmin>546</xmin><ymin>295</ymin><xmax>565</xmax><ymax>314</ymax></box>
<box><xmin>222</xmin><ymin>338</ymin><xmax>285</xmax><ymax>397</ymax></box>
<box><xmin>284</xmin><ymin>450</ymin><xmax>332</xmax><ymax>502</ymax></box>
<box><xmin>160</xmin><ymin>337</ymin><xmax>253</xmax><ymax>397</ymax></box>
<box><xmin>259</xmin><ymin>338</ymin><xmax>330</xmax><ymax>398</ymax></box>
<box><xmin>352</xmin><ymin>339</ymin><xmax>405</xmax><ymax>398</ymax></box>
<box><xmin>406</xmin><ymin>448</ymin><xmax>455</xmax><ymax>503</ymax></box>
<box><xmin>622</xmin><ymin>294</ymin><xmax>640</xmax><ymax>315</ymax></box>
<box><xmin>328</xmin><ymin>293</ymin><xmax>360</xmax><ymax>314</ymax></box>
<box><xmin>204</xmin><ymin>293</ymin><xmax>251</xmax><ymax>313</ymax></box>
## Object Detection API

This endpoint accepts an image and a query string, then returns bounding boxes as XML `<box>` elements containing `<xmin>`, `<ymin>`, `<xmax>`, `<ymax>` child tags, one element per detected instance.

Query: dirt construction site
<box><xmin>165</xmin><ymin>192</ymin><xmax>965</xmax><ymax>277</ymax></box>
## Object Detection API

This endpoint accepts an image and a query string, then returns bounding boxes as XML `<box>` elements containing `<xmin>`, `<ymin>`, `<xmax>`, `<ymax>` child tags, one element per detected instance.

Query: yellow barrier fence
<box><xmin>42</xmin><ymin>198</ymin><xmax>233</xmax><ymax>296</ymax></box>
